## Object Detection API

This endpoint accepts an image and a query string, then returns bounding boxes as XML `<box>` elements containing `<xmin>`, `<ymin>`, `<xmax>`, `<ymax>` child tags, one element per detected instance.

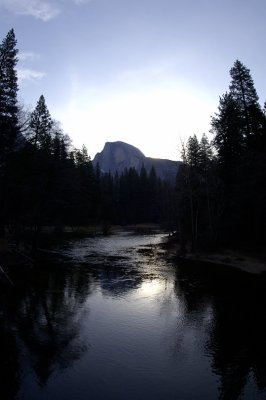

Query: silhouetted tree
<box><xmin>211</xmin><ymin>61</ymin><xmax>266</xmax><ymax>245</ymax></box>
<box><xmin>176</xmin><ymin>134</ymin><xmax>215</xmax><ymax>251</ymax></box>
<box><xmin>229</xmin><ymin>60</ymin><xmax>264</xmax><ymax>146</ymax></box>
<box><xmin>0</xmin><ymin>29</ymin><xmax>19</xmax><ymax>163</ymax></box>
<box><xmin>0</xmin><ymin>29</ymin><xmax>19</xmax><ymax>237</ymax></box>
<box><xmin>27</xmin><ymin>95</ymin><xmax>53</xmax><ymax>152</ymax></box>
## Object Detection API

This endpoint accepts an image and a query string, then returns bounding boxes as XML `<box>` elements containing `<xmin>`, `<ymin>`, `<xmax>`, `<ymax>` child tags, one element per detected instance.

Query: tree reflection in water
<box><xmin>0</xmin><ymin>288</ymin><xmax>21</xmax><ymax>400</ymax></box>
<box><xmin>175</xmin><ymin>262</ymin><xmax>266</xmax><ymax>400</ymax></box>
<box><xmin>0</xmin><ymin>264</ymin><xmax>92</xmax><ymax>396</ymax></box>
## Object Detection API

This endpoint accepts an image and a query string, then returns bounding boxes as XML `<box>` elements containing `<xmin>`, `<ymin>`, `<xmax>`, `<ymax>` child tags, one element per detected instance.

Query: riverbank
<box><xmin>164</xmin><ymin>242</ymin><xmax>266</xmax><ymax>274</ymax></box>
<box><xmin>187</xmin><ymin>251</ymin><xmax>266</xmax><ymax>274</ymax></box>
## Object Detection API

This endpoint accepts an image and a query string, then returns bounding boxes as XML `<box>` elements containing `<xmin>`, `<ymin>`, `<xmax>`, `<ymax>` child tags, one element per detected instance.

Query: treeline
<box><xmin>176</xmin><ymin>60</ymin><xmax>266</xmax><ymax>251</ymax></box>
<box><xmin>98</xmin><ymin>166</ymin><xmax>174</xmax><ymax>226</ymax></box>
<box><xmin>0</xmin><ymin>29</ymin><xmax>174</xmax><ymax>242</ymax></box>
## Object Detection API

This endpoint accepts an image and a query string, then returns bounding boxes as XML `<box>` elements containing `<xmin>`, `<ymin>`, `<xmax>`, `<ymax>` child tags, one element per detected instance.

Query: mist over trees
<box><xmin>1</xmin><ymin>30</ymin><xmax>265</xmax><ymax>252</ymax></box>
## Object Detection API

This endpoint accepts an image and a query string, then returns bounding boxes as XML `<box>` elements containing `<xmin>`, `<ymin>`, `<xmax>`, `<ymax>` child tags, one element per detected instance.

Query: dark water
<box><xmin>1</xmin><ymin>231</ymin><xmax>266</xmax><ymax>400</ymax></box>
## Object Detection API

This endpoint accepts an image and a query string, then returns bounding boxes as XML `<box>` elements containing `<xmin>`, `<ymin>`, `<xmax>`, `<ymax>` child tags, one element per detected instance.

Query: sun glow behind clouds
<box><xmin>57</xmin><ymin>77</ymin><xmax>214</xmax><ymax>160</ymax></box>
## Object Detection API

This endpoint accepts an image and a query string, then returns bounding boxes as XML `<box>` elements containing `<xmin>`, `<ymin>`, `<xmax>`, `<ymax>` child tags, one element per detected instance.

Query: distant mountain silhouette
<box><xmin>92</xmin><ymin>141</ymin><xmax>181</xmax><ymax>183</ymax></box>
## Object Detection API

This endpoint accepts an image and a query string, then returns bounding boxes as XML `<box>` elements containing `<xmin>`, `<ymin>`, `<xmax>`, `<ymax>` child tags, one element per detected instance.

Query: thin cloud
<box><xmin>19</xmin><ymin>51</ymin><xmax>40</xmax><ymax>61</ymax></box>
<box><xmin>17</xmin><ymin>68</ymin><xmax>46</xmax><ymax>84</ymax></box>
<box><xmin>0</xmin><ymin>0</ymin><xmax>92</xmax><ymax>21</ymax></box>
<box><xmin>0</xmin><ymin>0</ymin><xmax>60</xmax><ymax>21</ymax></box>
<box><xmin>73</xmin><ymin>0</ymin><xmax>91</xmax><ymax>4</ymax></box>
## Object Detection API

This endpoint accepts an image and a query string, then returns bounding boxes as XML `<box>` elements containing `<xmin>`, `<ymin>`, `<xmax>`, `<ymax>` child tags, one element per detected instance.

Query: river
<box><xmin>1</xmin><ymin>230</ymin><xmax>266</xmax><ymax>400</ymax></box>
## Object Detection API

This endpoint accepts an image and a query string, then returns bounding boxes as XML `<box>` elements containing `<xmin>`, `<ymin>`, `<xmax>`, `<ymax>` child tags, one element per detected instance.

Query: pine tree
<box><xmin>0</xmin><ymin>29</ymin><xmax>19</xmax><ymax>163</ymax></box>
<box><xmin>28</xmin><ymin>95</ymin><xmax>53</xmax><ymax>151</ymax></box>
<box><xmin>211</xmin><ymin>61</ymin><xmax>266</xmax><ymax>245</ymax></box>
<box><xmin>186</xmin><ymin>135</ymin><xmax>200</xmax><ymax>168</ymax></box>
<box><xmin>199</xmin><ymin>134</ymin><xmax>214</xmax><ymax>239</ymax></box>
<box><xmin>229</xmin><ymin>60</ymin><xmax>265</xmax><ymax>146</ymax></box>
<box><xmin>211</xmin><ymin>92</ymin><xmax>243</xmax><ymax>172</ymax></box>
<box><xmin>230</xmin><ymin>60</ymin><xmax>259</xmax><ymax>108</ymax></box>
<box><xmin>176</xmin><ymin>134</ymin><xmax>216</xmax><ymax>251</ymax></box>
<box><xmin>199</xmin><ymin>133</ymin><xmax>213</xmax><ymax>171</ymax></box>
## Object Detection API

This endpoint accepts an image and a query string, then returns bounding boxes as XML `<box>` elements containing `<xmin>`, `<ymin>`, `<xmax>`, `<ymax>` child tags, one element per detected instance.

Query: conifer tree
<box><xmin>199</xmin><ymin>134</ymin><xmax>214</xmax><ymax>239</ymax></box>
<box><xmin>211</xmin><ymin>60</ymin><xmax>266</xmax><ymax>245</ymax></box>
<box><xmin>229</xmin><ymin>60</ymin><xmax>265</xmax><ymax>146</ymax></box>
<box><xmin>186</xmin><ymin>135</ymin><xmax>200</xmax><ymax>168</ymax></box>
<box><xmin>211</xmin><ymin>92</ymin><xmax>243</xmax><ymax>172</ymax></box>
<box><xmin>199</xmin><ymin>133</ymin><xmax>213</xmax><ymax>171</ymax></box>
<box><xmin>28</xmin><ymin>95</ymin><xmax>53</xmax><ymax>151</ymax></box>
<box><xmin>0</xmin><ymin>29</ymin><xmax>19</xmax><ymax>163</ymax></box>
<box><xmin>176</xmin><ymin>134</ymin><xmax>216</xmax><ymax>251</ymax></box>
<box><xmin>229</xmin><ymin>60</ymin><xmax>259</xmax><ymax>109</ymax></box>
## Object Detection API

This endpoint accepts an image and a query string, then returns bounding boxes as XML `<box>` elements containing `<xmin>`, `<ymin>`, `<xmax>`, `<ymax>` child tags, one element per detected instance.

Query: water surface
<box><xmin>1</xmin><ymin>231</ymin><xmax>266</xmax><ymax>400</ymax></box>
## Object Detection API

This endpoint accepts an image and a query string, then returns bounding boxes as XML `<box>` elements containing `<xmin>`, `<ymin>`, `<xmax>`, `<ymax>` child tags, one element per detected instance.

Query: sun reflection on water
<box><xmin>138</xmin><ymin>279</ymin><xmax>165</xmax><ymax>297</ymax></box>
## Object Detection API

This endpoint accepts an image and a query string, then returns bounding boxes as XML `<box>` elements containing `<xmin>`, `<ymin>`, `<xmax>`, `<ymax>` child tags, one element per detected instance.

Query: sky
<box><xmin>0</xmin><ymin>0</ymin><xmax>266</xmax><ymax>161</ymax></box>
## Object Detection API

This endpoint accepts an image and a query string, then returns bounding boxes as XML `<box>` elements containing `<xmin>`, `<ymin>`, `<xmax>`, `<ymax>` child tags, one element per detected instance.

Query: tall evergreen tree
<box><xmin>0</xmin><ymin>29</ymin><xmax>19</xmax><ymax>237</ymax></box>
<box><xmin>70</xmin><ymin>145</ymin><xmax>96</xmax><ymax>225</ymax></box>
<box><xmin>176</xmin><ymin>134</ymin><xmax>216</xmax><ymax>251</ymax></box>
<box><xmin>229</xmin><ymin>60</ymin><xmax>259</xmax><ymax>108</ymax></box>
<box><xmin>211</xmin><ymin>92</ymin><xmax>243</xmax><ymax>175</ymax></box>
<box><xmin>229</xmin><ymin>60</ymin><xmax>265</xmax><ymax>147</ymax></box>
<box><xmin>186</xmin><ymin>135</ymin><xmax>201</xmax><ymax>168</ymax></box>
<box><xmin>199</xmin><ymin>133</ymin><xmax>213</xmax><ymax>171</ymax></box>
<box><xmin>211</xmin><ymin>60</ymin><xmax>266</xmax><ymax>245</ymax></box>
<box><xmin>0</xmin><ymin>29</ymin><xmax>19</xmax><ymax>163</ymax></box>
<box><xmin>28</xmin><ymin>95</ymin><xmax>53</xmax><ymax>151</ymax></box>
<box><xmin>199</xmin><ymin>134</ymin><xmax>215</xmax><ymax>240</ymax></box>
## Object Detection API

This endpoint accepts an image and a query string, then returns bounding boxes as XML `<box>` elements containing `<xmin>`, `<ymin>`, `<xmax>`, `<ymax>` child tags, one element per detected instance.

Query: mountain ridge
<box><xmin>92</xmin><ymin>141</ymin><xmax>181</xmax><ymax>183</ymax></box>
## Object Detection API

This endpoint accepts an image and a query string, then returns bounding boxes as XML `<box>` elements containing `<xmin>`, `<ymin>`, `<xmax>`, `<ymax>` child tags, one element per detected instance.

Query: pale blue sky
<box><xmin>0</xmin><ymin>0</ymin><xmax>265</xmax><ymax>160</ymax></box>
